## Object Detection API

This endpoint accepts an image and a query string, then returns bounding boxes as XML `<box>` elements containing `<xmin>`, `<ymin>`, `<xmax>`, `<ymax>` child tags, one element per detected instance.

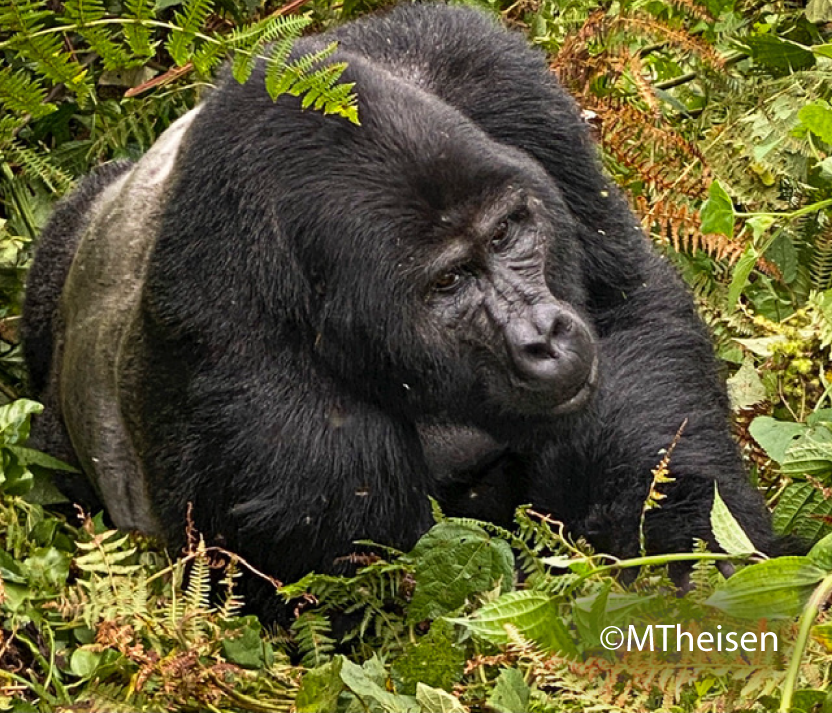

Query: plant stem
<box><xmin>779</xmin><ymin>572</ymin><xmax>832</xmax><ymax>713</ymax></box>
<box><xmin>566</xmin><ymin>552</ymin><xmax>740</xmax><ymax>594</ymax></box>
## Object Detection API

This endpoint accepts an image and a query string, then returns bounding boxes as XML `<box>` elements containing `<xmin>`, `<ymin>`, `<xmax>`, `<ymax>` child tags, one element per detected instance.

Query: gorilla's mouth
<box><xmin>550</xmin><ymin>354</ymin><xmax>599</xmax><ymax>415</ymax></box>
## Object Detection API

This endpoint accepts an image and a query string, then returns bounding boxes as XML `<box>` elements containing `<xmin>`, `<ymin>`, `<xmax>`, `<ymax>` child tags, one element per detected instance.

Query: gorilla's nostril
<box><xmin>548</xmin><ymin>314</ymin><xmax>573</xmax><ymax>339</ymax></box>
<box><xmin>524</xmin><ymin>342</ymin><xmax>556</xmax><ymax>360</ymax></box>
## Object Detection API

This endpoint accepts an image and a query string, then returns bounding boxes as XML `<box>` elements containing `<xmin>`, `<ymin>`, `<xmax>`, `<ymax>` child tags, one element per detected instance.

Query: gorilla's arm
<box><xmin>523</xmin><ymin>263</ymin><xmax>777</xmax><ymax>558</ymax></box>
<box><xmin>128</xmin><ymin>346</ymin><xmax>435</xmax><ymax>587</ymax></box>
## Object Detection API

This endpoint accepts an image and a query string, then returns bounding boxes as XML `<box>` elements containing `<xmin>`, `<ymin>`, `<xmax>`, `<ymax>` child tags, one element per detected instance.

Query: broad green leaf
<box><xmin>706</xmin><ymin>557</ymin><xmax>826</xmax><ymax>619</ymax></box>
<box><xmin>749</xmin><ymin>416</ymin><xmax>806</xmax><ymax>464</ymax></box>
<box><xmin>220</xmin><ymin>616</ymin><xmax>270</xmax><ymax>669</ymax></box>
<box><xmin>727</xmin><ymin>244</ymin><xmax>758</xmax><ymax>312</ymax></box>
<box><xmin>488</xmin><ymin>669</ymin><xmax>530</xmax><ymax>713</ymax></box>
<box><xmin>296</xmin><ymin>658</ymin><xmax>344</xmax><ymax>713</ymax></box>
<box><xmin>812</xmin><ymin>43</ymin><xmax>832</xmax><ymax>59</ymax></box>
<box><xmin>8</xmin><ymin>446</ymin><xmax>79</xmax><ymax>472</ymax></box>
<box><xmin>69</xmin><ymin>649</ymin><xmax>102</xmax><ymax>679</ymax></box>
<box><xmin>23</xmin><ymin>546</ymin><xmax>70</xmax><ymax>587</ymax></box>
<box><xmin>0</xmin><ymin>399</ymin><xmax>42</xmax><ymax>445</ymax></box>
<box><xmin>807</xmin><ymin>0</ymin><xmax>832</xmax><ymax>23</ymax></box>
<box><xmin>780</xmin><ymin>430</ymin><xmax>832</xmax><ymax>476</ymax></box>
<box><xmin>0</xmin><ymin>549</ymin><xmax>26</xmax><ymax>584</ymax></box>
<box><xmin>415</xmin><ymin>684</ymin><xmax>465</xmax><ymax>713</ymax></box>
<box><xmin>406</xmin><ymin>521</ymin><xmax>513</xmax><ymax>623</ymax></box>
<box><xmin>808</xmin><ymin>533</ymin><xmax>832</xmax><ymax>571</ymax></box>
<box><xmin>711</xmin><ymin>483</ymin><xmax>757</xmax><ymax>555</ymax></box>
<box><xmin>742</xmin><ymin>35</ymin><xmax>815</xmax><ymax>72</ymax></box>
<box><xmin>700</xmin><ymin>180</ymin><xmax>735</xmax><ymax>239</ymax></box>
<box><xmin>448</xmin><ymin>591</ymin><xmax>578</xmax><ymax>657</ymax></box>
<box><xmin>340</xmin><ymin>658</ymin><xmax>419</xmax><ymax>713</ymax></box>
<box><xmin>747</xmin><ymin>215</ymin><xmax>776</xmax><ymax>242</ymax></box>
<box><xmin>734</xmin><ymin>335</ymin><xmax>788</xmax><ymax>357</ymax></box>
<box><xmin>799</xmin><ymin>101</ymin><xmax>832</xmax><ymax>144</ymax></box>
<box><xmin>727</xmin><ymin>359</ymin><xmax>767</xmax><ymax>410</ymax></box>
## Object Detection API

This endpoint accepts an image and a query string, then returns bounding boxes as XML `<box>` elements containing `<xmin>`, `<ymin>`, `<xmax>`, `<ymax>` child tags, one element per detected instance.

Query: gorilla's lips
<box><xmin>549</xmin><ymin>353</ymin><xmax>598</xmax><ymax>415</ymax></box>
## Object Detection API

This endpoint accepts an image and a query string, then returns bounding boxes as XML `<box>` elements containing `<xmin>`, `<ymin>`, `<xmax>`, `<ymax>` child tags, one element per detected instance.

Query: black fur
<box><xmin>24</xmin><ymin>3</ymin><xmax>777</xmax><ymax>618</ymax></box>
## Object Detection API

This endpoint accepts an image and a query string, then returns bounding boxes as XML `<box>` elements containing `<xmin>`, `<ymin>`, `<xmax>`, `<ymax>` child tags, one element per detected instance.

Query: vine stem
<box><xmin>779</xmin><ymin>572</ymin><xmax>832</xmax><ymax>713</ymax></box>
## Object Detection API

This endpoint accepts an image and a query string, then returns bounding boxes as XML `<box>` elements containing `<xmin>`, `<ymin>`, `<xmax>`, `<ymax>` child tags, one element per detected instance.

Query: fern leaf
<box><xmin>123</xmin><ymin>0</ymin><xmax>156</xmax><ymax>60</ymax></box>
<box><xmin>167</xmin><ymin>0</ymin><xmax>212</xmax><ymax>67</ymax></box>
<box><xmin>1</xmin><ymin>0</ymin><xmax>92</xmax><ymax>98</ymax></box>
<box><xmin>0</xmin><ymin>68</ymin><xmax>55</xmax><ymax>118</ymax></box>
<box><xmin>4</xmin><ymin>140</ymin><xmax>73</xmax><ymax>192</ymax></box>
<box><xmin>811</xmin><ymin>222</ymin><xmax>832</xmax><ymax>291</ymax></box>
<box><xmin>291</xmin><ymin>611</ymin><xmax>335</xmax><ymax>668</ymax></box>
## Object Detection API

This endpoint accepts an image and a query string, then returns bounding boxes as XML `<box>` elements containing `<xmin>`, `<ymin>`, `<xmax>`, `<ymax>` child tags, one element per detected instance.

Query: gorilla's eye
<box><xmin>491</xmin><ymin>205</ymin><xmax>529</xmax><ymax>252</ymax></box>
<box><xmin>491</xmin><ymin>219</ymin><xmax>510</xmax><ymax>251</ymax></box>
<box><xmin>433</xmin><ymin>270</ymin><xmax>465</xmax><ymax>293</ymax></box>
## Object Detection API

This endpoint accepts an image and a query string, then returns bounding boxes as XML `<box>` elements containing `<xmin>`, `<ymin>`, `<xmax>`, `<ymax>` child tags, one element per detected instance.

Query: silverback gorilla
<box><xmin>24</xmin><ymin>3</ymin><xmax>777</xmax><ymax>615</ymax></box>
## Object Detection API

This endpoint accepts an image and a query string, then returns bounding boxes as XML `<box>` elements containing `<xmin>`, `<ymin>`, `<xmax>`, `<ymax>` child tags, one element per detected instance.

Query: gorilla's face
<box><xmin>416</xmin><ymin>179</ymin><xmax>599</xmax><ymax>419</ymax></box>
<box><xmin>296</xmin><ymin>83</ymin><xmax>598</xmax><ymax>422</ymax></box>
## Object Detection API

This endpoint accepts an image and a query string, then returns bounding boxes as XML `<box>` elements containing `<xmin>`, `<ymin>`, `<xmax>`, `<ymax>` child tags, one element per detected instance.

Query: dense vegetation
<box><xmin>2</xmin><ymin>0</ymin><xmax>832</xmax><ymax>710</ymax></box>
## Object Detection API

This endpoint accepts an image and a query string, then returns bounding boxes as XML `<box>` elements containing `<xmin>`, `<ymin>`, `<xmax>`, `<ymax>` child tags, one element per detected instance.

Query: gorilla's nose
<box><xmin>506</xmin><ymin>303</ymin><xmax>596</xmax><ymax>396</ymax></box>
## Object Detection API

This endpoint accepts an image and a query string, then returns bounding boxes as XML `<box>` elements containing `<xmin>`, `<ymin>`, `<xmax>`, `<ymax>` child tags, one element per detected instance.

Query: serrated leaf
<box><xmin>488</xmin><ymin>668</ymin><xmax>530</xmax><ymax>713</ymax></box>
<box><xmin>406</xmin><ymin>522</ymin><xmax>513</xmax><ymax>623</ymax></box>
<box><xmin>415</xmin><ymin>684</ymin><xmax>465</xmax><ymax>713</ymax></box>
<box><xmin>727</xmin><ymin>359</ymin><xmax>767</xmax><ymax>410</ymax></box>
<box><xmin>765</xmin><ymin>232</ymin><xmax>797</xmax><ymax>283</ymax></box>
<box><xmin>296</xmin><ymin>657</ymin><xmax>343</xmax><ymax>713</ymax></box>
<box><xmin>448</xmin><ymin>590</ymin><xmax>578</xmax><ymax>657</ymax></box>
<box><xmin>700</xmin><ymin>179</ymin><xmax>735</xmax><ymax>239</ymax></box>
<box><xmin>711</xmin><ymin>482</ymin><xmax>757</xmax><ymax>555</ymax></box>
<box><xmin>8</xmin><ymin>446</ymin><xmax>79</xmax><ymax>472</ymax></box>
<box><xmin>706</xmin><ymin>557</ymin><xmax>826</xmax><ymax>619</ymax></box>
<box><xmin>773</xmin><ymin>483</ymin><xmax>832</xmax><ymax>543</ymax></box>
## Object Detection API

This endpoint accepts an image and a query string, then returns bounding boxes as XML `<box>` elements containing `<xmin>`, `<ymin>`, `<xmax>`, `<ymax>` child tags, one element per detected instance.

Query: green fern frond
<box><xmin>0</xmin><ymin>68</ymin><xmax>55</xmax><ymax>118</ymax></box>
<box><xmin>75</xmin><ymin>529</ymin><xmax>141</xmax><ymax>575</ymax></box>
<box><xmin>228</xmin><ymin>15</ymin><xmax>311</xmax><ymax>84</ymax></box>
<box><xmin>0</xmin><ymin>0</ymin><xmax>92</xmax><ymax>99</ymax></box>
<box><xmin>217</xmin><ymin>558</ymin><xmax>244</xmax><ymax>620</ymax></box>
<box><xmin>123</xmin><ymin>0</ymin><xmax>156</xmax><ymax>60</ymax></box>
<box><xmin>191</xmin><ymin>41</ymin><xmax>225</xmax><ymax>75</ymax></box>
<box><xmin>3</xmin><ymin>140</ymin><xmax>73</xmax><ymax>193</ymax></box>
<box><xmin>811</xmin><ymin>221</ymin><xmax>832</xmax><ymax>291</ymax></box>
<box><xmin>167</xmin><ymin>0</ymin><xmax>212</xmax><ymax>66</ymax></box>
<box><xmin>64</xmin><ymin>0</ymin><xmax>133</xmax><ymax>68</ymax></box>
<box><xmin>265</xmin><ymin>42</ymin><xmax>358</xmax><ymax>122</ymax></box>
<box><xmin>292</xmin><ymin>611</ymin><xmax>335</xmax><ymax>668</ymax></box>
<box><xmin>0</xmin><ymin>116</ymin><xmax>23</xmax><ymax>144</ymax></box>
<box><xmin>182</xmin><ymin>536</ymin><xmax>213</xmax><ymax>640</ymax></box>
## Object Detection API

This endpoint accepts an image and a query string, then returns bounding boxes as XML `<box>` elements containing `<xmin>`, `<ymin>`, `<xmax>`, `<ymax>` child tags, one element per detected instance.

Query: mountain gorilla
<box><xmin>24</xmin><ymin>3</ymin><xmax>777</xmax><ymax>616</ymax></box>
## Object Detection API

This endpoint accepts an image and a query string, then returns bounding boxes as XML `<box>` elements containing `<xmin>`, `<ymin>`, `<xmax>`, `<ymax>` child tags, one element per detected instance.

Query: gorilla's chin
<box><xmin>549</xmin><ymin>356</ymin><xmax>599</xmax><ymax>415</ymax></box>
